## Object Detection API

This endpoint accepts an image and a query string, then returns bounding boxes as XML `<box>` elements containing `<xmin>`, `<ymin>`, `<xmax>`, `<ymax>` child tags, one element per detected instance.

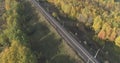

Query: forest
<box><xmin>47</xmin><ymin>0</ymin><xmax>120</xmax><ymax>47</ymax></box>
<box><xmin>0</xmin><ymin>0</ymin><xmax>120</xmax><ymax>63</ymax></box>
<box><xmin>0</xmin><ymin>0</ymin><xmax>37</xmax><ymax>63</ymax></box>
<box><xmin>0</xmin><ymin>0</ymin><xmax>84</xmax><ymax>63</ymax></box>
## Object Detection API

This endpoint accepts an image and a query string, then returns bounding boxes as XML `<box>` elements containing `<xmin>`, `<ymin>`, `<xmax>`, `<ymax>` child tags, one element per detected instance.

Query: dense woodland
<box><xmin>0</xmin><ymin>0</ymin><xmax>84</xmax><ymax>63</ymax></box>
<box><xmin>0</xmin><ymin>0</ymin><xmax>37</xmax><ymax>63</ymax></box>
<box><xmin>0</xmin><ymin>0</ymin><xmax>120</xmax><ymax>63</ymax></box>
<box><xmin>47</xmin><ymin>0</ymin><xmax>120</xmax><ymax>47</ymax></box>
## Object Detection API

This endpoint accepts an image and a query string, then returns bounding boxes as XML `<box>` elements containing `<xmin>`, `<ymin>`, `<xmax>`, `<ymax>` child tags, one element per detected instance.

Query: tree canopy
<box><xmin>0</xmin><ymin>0</ymin><xmax>37</xmax><ymax>63</ymax></box>
<box><xmin>48</xmin><ymin>0</ymin><xmax>120</xmax><ymax>47</ymax></box>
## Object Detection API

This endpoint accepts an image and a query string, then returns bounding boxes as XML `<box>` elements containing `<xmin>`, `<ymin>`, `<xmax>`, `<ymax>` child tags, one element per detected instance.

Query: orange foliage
<box><xmin>98</xmin><ymin>29</ymin><xmax>106</xmax><ymax>40</ymax></box>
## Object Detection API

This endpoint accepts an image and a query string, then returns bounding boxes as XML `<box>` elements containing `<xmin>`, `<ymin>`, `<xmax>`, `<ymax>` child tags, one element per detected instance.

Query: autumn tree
<box><xmin>115</xmin><ymin>36</ymin><xmax>120</xmax><ymax>47</ymax></box>
<box><xmin>109</xmin><ymin>28</ymin><xmax>117</xmax><ymax>41</ymax></box>
<box><xmin>0</xmin><ymin>40</ymin><xmax>37</xmax><ymax>63</ymax></box>
<box><xmin>98</xmin><ymin>29</ymin><xmax>106</xmax><ymax>40</ymax></box>
<box><xmin>5</xmin><ymin>0</ymin><xmax>11</xmax><ymax>10</ymax></box>
<box><xmin>47</xmin><ymin>0</ymin><xmax>120</xmax><ymax>47</ymax></box>
<box><xmin>0</xmin><ymin>0</ymin><xmax>38</xmax><ymax>63</ymax></box>
<box><xmin>92</xmin><ymin>16</ymin><xmax>103</xmax><ymax>33</ymax></box>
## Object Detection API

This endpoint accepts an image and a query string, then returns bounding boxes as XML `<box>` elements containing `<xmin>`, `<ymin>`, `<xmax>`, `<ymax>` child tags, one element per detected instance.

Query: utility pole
<box><xmin>87</xmin><ymin>49</ymin><xmax>100</xmax><ymax>63</ymax></box>
<box><xmin>94</xmin><ymin>49</ymin><xmax>100</xmax><ymax>58</ymax></box>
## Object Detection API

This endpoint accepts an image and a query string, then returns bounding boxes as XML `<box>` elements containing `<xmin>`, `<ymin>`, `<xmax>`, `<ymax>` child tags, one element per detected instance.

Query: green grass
<box><xmin>27</xmin><ymin>4</ymin><xmax>84</xmax><ymax>63</ymax></box>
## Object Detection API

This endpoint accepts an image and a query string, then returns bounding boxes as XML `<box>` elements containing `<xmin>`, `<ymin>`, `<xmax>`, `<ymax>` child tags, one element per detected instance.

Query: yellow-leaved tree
<box><xmin>92</xmin><ymin>16</ymin><xmax>103</xmax><ymax>33</ymax></box>
<box><xmin>0</xmin><ymin>40</ymin><xmax>37</xmax><ymax>63</ymax></box>
<box><xmin>0</xmin><ymin>0</ymin><xmax>38</xmax><ymax>63</ymax></box>
<box><xmin>115</xmin><ymin>36</ymin><xmax>120</xmax><ymax>47</ymax></box>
